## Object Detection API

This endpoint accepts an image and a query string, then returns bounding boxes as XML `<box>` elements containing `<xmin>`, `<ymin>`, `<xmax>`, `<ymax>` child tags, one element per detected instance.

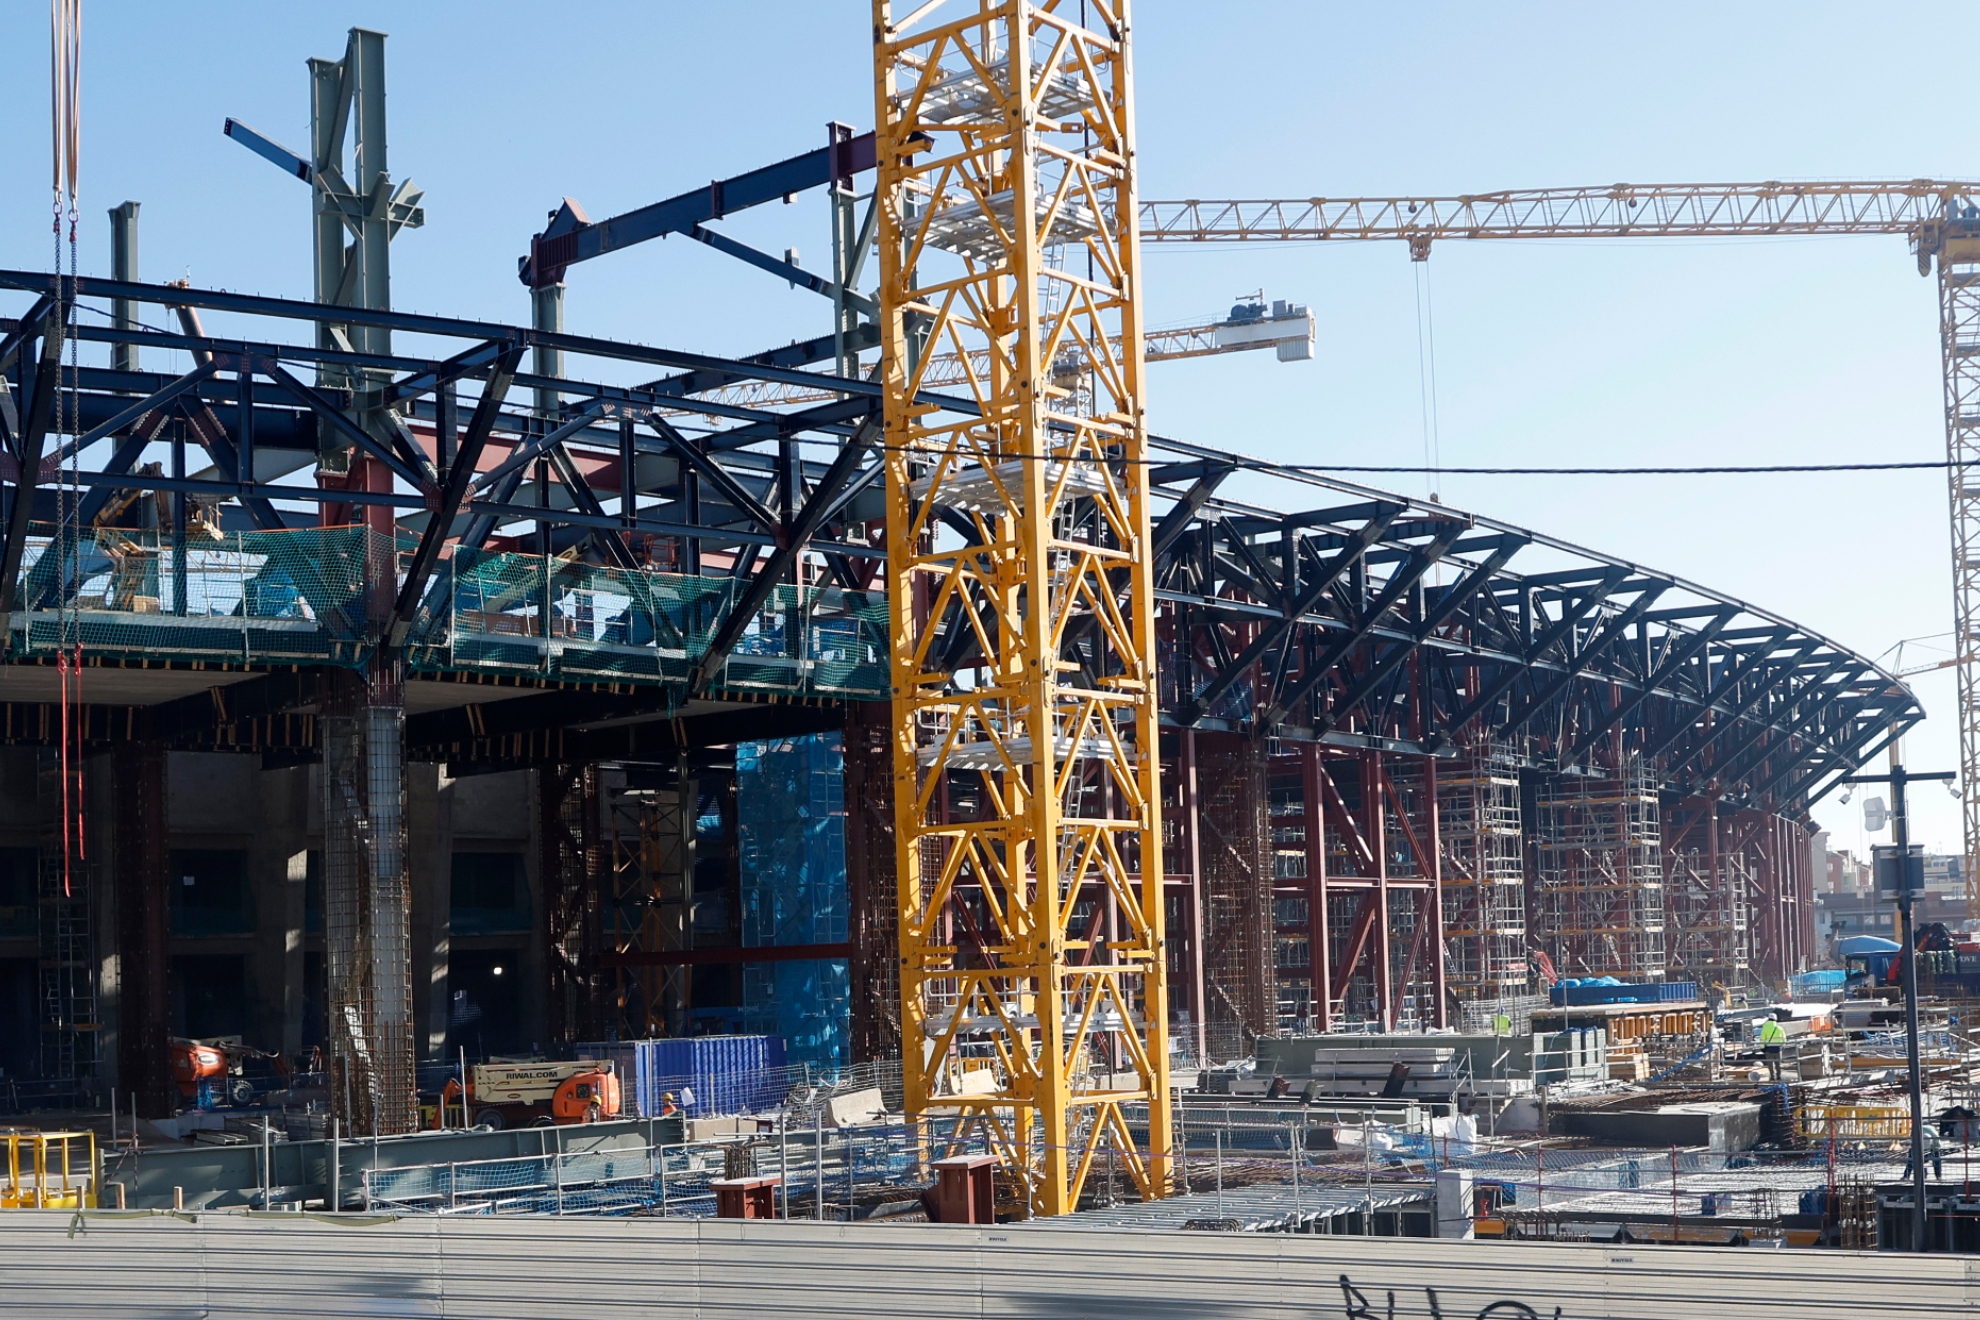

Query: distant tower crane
<box><xmin>1137</xmin><ymin>180</ymin><xmax>1980</xmax><ymax>916</ymax></box>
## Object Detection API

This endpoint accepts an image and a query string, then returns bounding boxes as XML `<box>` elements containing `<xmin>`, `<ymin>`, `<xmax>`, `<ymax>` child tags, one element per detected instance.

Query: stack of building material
<box><xmin>1553</xmin><ymin>1100</ymin><xmax>1763</xmax><ymax>1153</ymax></box>
<box><xmin>1607</xmin><ymin>1040</ymin><xmax>1649</xmax><ymax>1082</ymax></box>
<box><xmin>1256</xmin><ymin>1030</ymin><xmax>1610</xmax><ymax>1098</ymax></box>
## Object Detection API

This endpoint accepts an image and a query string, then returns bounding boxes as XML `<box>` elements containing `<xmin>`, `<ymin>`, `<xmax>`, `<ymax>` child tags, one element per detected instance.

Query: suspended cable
<box><xmin>50</xmin><ymin>0</ymin><xmax>84</xmax><ymax>897</ymax></box>
<box><xmin>1412</xmin><ymin>260</ymin><xmax>1443</xmax><ymax>502</ymax></box>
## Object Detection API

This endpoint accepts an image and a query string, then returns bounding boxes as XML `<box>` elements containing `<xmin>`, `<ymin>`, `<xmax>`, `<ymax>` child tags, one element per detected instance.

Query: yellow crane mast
<box><xmin>874</xmin><ymin>0</ymin><xmax>1171</xmax><ymax>1216</ymax></box>
<box><xmin>1139</xmin><ymin>179</ymin><xmax>1980</xmax><ymax>916</ymax></box>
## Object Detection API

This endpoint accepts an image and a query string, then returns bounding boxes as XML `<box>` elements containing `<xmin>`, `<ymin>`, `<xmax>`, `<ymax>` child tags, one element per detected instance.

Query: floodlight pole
<box><xmin>1843</xmin><ymin>758</ymin><xmax>1955</xmax><ymax>1252</ymax></box>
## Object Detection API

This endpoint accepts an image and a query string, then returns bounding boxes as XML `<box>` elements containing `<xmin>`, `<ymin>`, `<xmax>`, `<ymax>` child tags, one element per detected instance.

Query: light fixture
<box><xmin>1841</xmin><ymin>788</ymin><xmax>1853</xmax><ymax>805</ymax></box>
<box><xmin>492</xmin><ymin>966</ymin><xmax>505</xmax><ymax>977</ymax></box>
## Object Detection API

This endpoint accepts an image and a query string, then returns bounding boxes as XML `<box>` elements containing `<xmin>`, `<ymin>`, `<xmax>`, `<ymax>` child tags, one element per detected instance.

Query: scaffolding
<box><xmin>1267</xmin><ymin>752</ymin><xmax>1313</xmax><ymax>1033</ymax></box>
<box><xmin>320</xmin><ymin>663</ymin><xmax>416</xmax><ymax>1136</ymax></box>
<box><xmin>1195</xmin><ymin>733</ymin><xmax>1276</xmax><ymax>1040</ymax></box>
<box><xmin>1661</xmin><ymin>797</ymin><xmax>1752</xmax><ymax>990</ymax></box>
<box><xmin>1535</xmin><ymin>757</ymin><xmax>1666</xmax><ymax>980</ymax></box>
<box><xmin>603</xmin><ymin>767</ymin><xmax>693</xmax><ymax>1042</ymax></box>
<box><xmin>1437</xmin><ymin>738</ymin><xmax>1529</xmax><ymax>999</ymax></box>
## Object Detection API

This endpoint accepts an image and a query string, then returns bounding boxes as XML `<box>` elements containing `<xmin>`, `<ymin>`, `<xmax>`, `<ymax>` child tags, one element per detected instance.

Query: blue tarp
<box><xmin>736</xmin><ymin>733</ymin><xmax>849</xmax><ymax>1071</ymax></box>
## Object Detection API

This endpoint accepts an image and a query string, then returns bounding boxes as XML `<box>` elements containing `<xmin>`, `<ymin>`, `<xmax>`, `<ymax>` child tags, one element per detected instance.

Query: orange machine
<box><xmin>437</xmin><ymin>1060</ymin><xmax>621</xmax><ymax>1130</ymax></box>
<box><xmin>168</xmin><ymin>1039</ymin><xmax>228</xmax><ymax>1101</ymax></box>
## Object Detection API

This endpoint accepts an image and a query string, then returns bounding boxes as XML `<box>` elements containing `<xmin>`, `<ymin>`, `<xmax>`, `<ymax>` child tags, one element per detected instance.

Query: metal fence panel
<box><xmin>1</xmin><ymin>1209</ymin><xmax>1975</xmax><ymax>1318</ymax></box>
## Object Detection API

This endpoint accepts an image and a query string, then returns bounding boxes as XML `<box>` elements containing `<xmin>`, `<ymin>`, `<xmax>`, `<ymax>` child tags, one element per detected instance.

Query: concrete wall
<box><xmin>63</xmin><ymin>751</ymin><xmax>543</xmax><ymax>1092</ymax></box>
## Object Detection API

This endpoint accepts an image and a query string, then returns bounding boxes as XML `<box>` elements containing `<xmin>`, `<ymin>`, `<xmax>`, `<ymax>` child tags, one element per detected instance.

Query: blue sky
<box><xmin>0</xmin><ymin>2</ymin><xmax>1968</xmax><ymax>853</ymax></box>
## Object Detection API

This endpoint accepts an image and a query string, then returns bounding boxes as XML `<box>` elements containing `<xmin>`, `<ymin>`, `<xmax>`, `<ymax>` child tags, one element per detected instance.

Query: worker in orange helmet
<box><xmin>659</xmin><ymin>1092</ymin><xmax>679</xmax><ymax>1117</ymax></box>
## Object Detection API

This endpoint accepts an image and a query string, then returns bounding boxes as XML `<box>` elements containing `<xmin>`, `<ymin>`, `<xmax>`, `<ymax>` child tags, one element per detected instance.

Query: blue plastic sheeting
<box><xmin>1549</xmin><ymin>979</ymin><xmax>1699</xmax><ymax>1006</ymax></box>
<box><xmin>1789</xmin><ymin>969</ymin><xmax>1847</xmax><ymax>996</ymax></box>
<box><xmin>575</xmin><ymin>1036</ymin><xmax>787</xmax><ymax>1118</ymax></box>
<box><xmin>743</xmin><ymin>959</ymin><xmax>849</xmax><ymax>1071</ymax></box>
<box><xmin>736</xmin><ymin>733</ymin><xmax>850</xmax><ymax>1070</ymax></box>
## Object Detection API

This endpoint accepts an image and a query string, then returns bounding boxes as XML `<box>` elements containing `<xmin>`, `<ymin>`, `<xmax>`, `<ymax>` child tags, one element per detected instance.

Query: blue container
<box><xmin>1551</xmin><ymin>979</ymin><xmax>1687</xmax><ymax>1007</ymax></box>
<box><xmin>579</xmin><ymin>1035</ymin><xmax>788</xmax><ymax>1118</ymax></box>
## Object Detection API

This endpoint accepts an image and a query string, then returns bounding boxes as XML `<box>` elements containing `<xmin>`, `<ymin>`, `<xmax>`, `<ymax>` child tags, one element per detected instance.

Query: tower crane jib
<box><xmin>1138</xmin><ymin>178</ymin><xmax>1980</xmax><ymax>920</ymax></box>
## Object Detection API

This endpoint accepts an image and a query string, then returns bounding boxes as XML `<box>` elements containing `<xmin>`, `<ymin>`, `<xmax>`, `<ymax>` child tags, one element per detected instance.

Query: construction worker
<box><xmin>1903</xmin><ymin>1124</ymin><xmax>1945</xmax><ymax>1183</ymax></box>
<box><xmin>1758</xmin><ymin>1017</ymin><xmax>1787</xmax><ymax>1081</ymax></box>
<box><xmin>659</xmin><ymin>1092</ymin><xmax>679</xmax><ymax>1117</ymax></box>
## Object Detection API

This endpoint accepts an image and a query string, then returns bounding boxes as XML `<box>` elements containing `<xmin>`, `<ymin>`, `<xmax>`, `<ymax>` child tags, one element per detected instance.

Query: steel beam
<box><xmin>1314</xmin><ymin>535</ymin><xmax>1525</xmax><ymax>737</ymax></box>
<box><xmin>1564</xmin><ymin>607</ymin><xmax>1737</xmax><ymax>761</ymax></box>
<box><xmin>1497</xmin><ymin>584</ymin><xmax>1668</xmax><ymax>740</ymax></box>
<box><xmin>687</xmin><ymin>418</ymin><xmax>879</xmax><ymax>696</ymax></box>
<box><xmin>1261</xmin><ymin>523</ymin><xmax>1465</xmax><ymax>727</ymax></box>
<box><xmin>1175</xmin><ymin>504</ymin><xmax>1403</xmax><ymax>725</ymax></box>
<box><xmin>0</xmin><ymin>310</ymin><xmax>65</xmax><ymax>634</ymax></box>
<box><xmin>389</xmin><ymin>344</ymin><xmax>523</xmax><ymax>646</ymax></box>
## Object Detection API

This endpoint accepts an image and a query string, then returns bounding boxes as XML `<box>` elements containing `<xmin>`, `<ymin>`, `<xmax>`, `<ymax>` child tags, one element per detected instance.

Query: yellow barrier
<box><xmin>1799</xmin><ymin>1104</ymin><xmax>1910</xmax><ymax>1140</ymax></box>
<box><xmin>1</xmin><ymin>1130</ymin><xmax>98</xmax><ymax>1210</ymax></box>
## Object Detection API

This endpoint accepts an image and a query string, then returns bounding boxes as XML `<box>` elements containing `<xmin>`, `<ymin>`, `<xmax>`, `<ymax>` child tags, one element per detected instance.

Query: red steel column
<box><xmin>1303</xmin><ymin>741</ymin><xmax>1330</xmax><ymax>1031</ymax></box>
<box><xmin>1180</xmin><ymin>729</ymin><xmax>1209</xmax><ymax>1063</ymax></box>
<box><xmin>1426</xmin><ymin>755</ymin><xmax>1447</xmax><ymax>1029</ymax></box>
<box><xmin>1366</xmin><ymin>750</ymin><xmax>1393</xmax><ymax>1030</ymax></box>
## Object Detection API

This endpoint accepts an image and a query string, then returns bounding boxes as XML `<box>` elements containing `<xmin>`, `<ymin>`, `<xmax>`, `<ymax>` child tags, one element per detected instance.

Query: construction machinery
<box><xmin>438</xmin><ymin>1059</ymin><xmax>621</xmax><ymax>1130</ymax></box>
<box><xmin>168</xmin><ymin>1037</ymin><xmax>291</xmax><ymax>1109</ymax></box>
<box><xmin>1135</xmin><ymin>179</ymin><xmax>1980</xmax><ymax>919</ymax></box>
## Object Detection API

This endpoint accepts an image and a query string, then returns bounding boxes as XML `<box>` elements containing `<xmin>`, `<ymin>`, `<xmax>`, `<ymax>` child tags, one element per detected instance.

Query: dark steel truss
<box><xmin>0</xmin><ymin>270</ymin><xmax>1919</xmax><ymax>819</ymax></box>
<box><xmin>1142</xmin><ymin>438</ymin><xmax>1921</xmax><ymax>820</ymax></box>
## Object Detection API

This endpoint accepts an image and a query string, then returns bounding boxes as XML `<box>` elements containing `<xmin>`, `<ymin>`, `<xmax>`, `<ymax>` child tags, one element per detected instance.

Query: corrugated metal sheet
<box><xmin>1020</xmin><ymin>1184</ymin><xmax>1431</xmax><ymax>1232</ymax></box>
<box><xmin>100</xmin><ymin>1117</ymin><xmax>683</xmax><ymax>1211</ymax></box>
<box><xmin>0</xmin><ymin>1209</ymin><xmax>1972</xmax><ymax>1317</ymax></box>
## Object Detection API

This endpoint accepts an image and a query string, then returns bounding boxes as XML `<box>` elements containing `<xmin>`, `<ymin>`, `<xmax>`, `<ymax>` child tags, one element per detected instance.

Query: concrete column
<box><xmin>418</xmin><ymin>766</ymin><xmax>454</xmax><ymax>1059</ymax></box>
<box><xmin>319</xmin><ymin>658</ymin><xmax>414</xmax><ymax>1135</ymax></box>
<box><xmin>281</xmin><ymin>846</ymin><xmax>307</xmax><ymax>1059</ymax></box>
<box><xmin>111</xmin><ymin>741</ymin><xmax>172</xmax><ymax>1118</ymax></box>
<box><xmin>843</xmin><ymin>702</ymin><xmax>897</xmax><ymax>1064</ymax></box>
<box><xmin>250</xmin><ymin>764</ymin><xmax>308</xmax><ymax>1057</ymax></box>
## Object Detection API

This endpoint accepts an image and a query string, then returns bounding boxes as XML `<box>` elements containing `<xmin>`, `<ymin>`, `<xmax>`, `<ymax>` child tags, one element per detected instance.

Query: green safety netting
<box><xmin>9</xmin><ymin>531</ymin><xmax>889</xmax><ymax>702</ymax></box>
<box><xmin>404</xmin><ymin>547</ymin><xmax>890</xmax><ymax>700</ymax></box>
<box><xmin>10</xmin><ymin>527</ymin><xmax>378</xmax><ymax>666</ymax></box>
